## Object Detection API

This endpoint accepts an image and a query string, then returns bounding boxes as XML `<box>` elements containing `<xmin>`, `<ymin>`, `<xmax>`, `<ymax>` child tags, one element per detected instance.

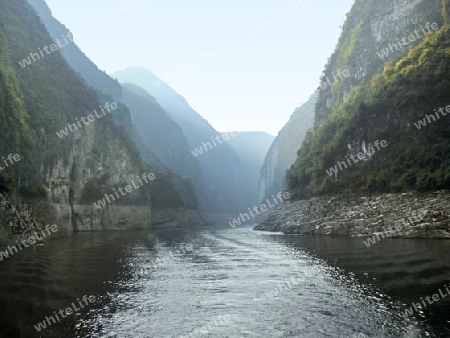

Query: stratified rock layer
<box><xmin>255</xmin><ymin>190</ymin><xmax>450</xmax><ymax>239</ymax></box>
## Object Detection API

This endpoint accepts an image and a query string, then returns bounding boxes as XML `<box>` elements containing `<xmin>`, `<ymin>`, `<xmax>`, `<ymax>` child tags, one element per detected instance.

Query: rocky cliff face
<box><xmin>259</xmin><ymin>92</ymin><xmax>317</xmax><ymax>202</ymax></box>
<box><xmin>260</xmin><ymin>0</ymin><xmax>444</xmax><ymax>204</ymax></box>
<box><xmin>285</xmin><ymin>0</ymin><xmax>450</xmax><ymax>199</ymax></box>
<box><xmin>0</xmin><ymin>193</ymin><xmax>46</xmax><ymax>246</ymax></box>
<box><xmin>26</xmin><ymin>0</ymin><xmax>200</xmax><ymax>214</ymax></box>
<box><xmin>25</xmin><ymin>0</ymin><xmax>211</xmax><ymax>228</ymax></box>
<box><xmin>0</xmin><ymin>0</ymin><xmax>155</xmax><ymax>234</ymax></box>
<box><xmin>315</xmin><ymin>0</ymin><xmax>444</xmax><ymax>125</ymax></box>
<box><xmin>47</xmin><ymin>123</ymin><xmax>152</xmax><ymax>233</ymax></box>
<box><xmin>261</xmin><ymin>1</ymin><xmax>450</xmax><ymax>236</ymax></box>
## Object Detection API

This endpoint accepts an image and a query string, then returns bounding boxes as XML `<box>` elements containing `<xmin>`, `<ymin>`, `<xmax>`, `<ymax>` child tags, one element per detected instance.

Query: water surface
<box><xmin>0</xmin><ymin>224</ymin><xmax>449</xmax><ymax>337</ymax></box>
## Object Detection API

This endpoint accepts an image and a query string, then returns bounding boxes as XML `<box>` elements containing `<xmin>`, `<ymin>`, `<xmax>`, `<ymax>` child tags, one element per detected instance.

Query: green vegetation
<box><xmin>444</xmin><ymin>0</ymin><xmax>450</xmax><ymax>22</ymax></box>
<box><xmin>0</xmin><ymin>173</ymin><xmax>12</xmax><ymax>194</ymax></box>
<box><xmin>315</xmin><ymin>0</ymin><xmax>444</xmax><ymax>125</ymax></box>
<box><xmin>287</xmin><ymin>25</ymin><xmax>450</xmax><ymax>199</ymax></box>
<box><xmin>260</xmin><ymin>92</ymin><xmax>317</xmax><ymax>200</ymax></box>
<box><xmin>20</xmin><ymin>182</ymin><xmax>48</xmax><ymax>198</ymax></box>
<box><xmin>0</xmin><ymin>0</ymin><xmax>186</xmax><ymax>210</ymax></box>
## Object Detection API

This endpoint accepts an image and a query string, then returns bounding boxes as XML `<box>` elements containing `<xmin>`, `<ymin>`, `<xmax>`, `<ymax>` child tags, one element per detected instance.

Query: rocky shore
<box><xmin>0</xmin><ymin>189</ymin><xmax>208</xmax><ymax>246</ymax></box>
<box><xmin>0</xmin><ymin>193</ymin><xmax>47</xmax><ymax>246</ymax></box>
<box><xmin>254</xmin><ymin>190</ymin><xmax>450</xmax><ymax>239</ymax></box>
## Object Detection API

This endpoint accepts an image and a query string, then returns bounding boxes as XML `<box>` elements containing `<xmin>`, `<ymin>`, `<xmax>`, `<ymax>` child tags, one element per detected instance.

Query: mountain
<box><xmin>226</xmin><ymin>132</ymin><xmax>275</xmax><ymax>206</ymax></box>
<box><xmin>259</xmin><ymin>91</ymin><xmax>317</xmax><ymax>202</ymax></box>
<box><xmin>26</xmin><ymin>0</ymin><xmax>122</xmax><ymax>101</ymax></box>
<box><xmin>120</xmin><ymin>83</ymin><xmax>201</xmax><ymax>178</ymax></box>
<box><xmin>0</xmin><ymin>0</ymin><xmax>175</xmax><ymax>231</ymax></box>
<box><xmin>114</xmin><ymin>67</ymin><xmax>212</xmax><ymax>130</ymax></box>
<box><xmin>287</xmin><ymin>0</ymin><xmax>450</xmax><ymax>199</ymax></box>
<box><xmin>120</xmin><ymin>82</ymin><xmax>202</xmax><ymax>209</ymax></box>
<box><xmin>26</xmin><ymin>0</ymin><xmax>199</xmax><ymax>213</ymax></box>
<box><xmin>314</xmin><ymin>0</ymin><xmax>444</xmax><ymax>125</ymax></box>
<box><xmin>113</xmin><ymin>67</ymin><xmax>248</xmax><ymax>214</ymax></box>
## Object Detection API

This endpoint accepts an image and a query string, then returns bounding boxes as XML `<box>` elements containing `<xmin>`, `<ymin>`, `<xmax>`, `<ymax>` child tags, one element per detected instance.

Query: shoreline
<box><xmin>0</xmin><ymin>193</ymin><xmax>49</xmax><ymax>248</ymax></box>
<box><xmin>254</xmin><ymin>190</ymin><xmax>450</xmax><ymax>239</ymax></box>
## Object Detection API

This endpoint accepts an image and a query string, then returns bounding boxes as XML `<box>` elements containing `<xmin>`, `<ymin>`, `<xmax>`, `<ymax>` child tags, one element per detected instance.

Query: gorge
<box><xmin>0</xmin><ymin>0</ymin><xmax>449</xmax><ymax>336</ymax></box>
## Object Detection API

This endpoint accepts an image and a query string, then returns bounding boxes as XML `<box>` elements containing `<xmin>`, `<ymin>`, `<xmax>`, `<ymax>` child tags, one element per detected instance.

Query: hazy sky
<box><xmin>44</xmin><ymin>0</ymin><xmax>354</xmax><ymax>135</ymax></box>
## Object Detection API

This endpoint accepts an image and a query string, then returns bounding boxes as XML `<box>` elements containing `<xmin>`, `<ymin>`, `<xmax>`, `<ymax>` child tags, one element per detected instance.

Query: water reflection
<box><xmin>0</xmin><ymin>225</ymin><xmax>448</xmax><ymax>337</ymax></box>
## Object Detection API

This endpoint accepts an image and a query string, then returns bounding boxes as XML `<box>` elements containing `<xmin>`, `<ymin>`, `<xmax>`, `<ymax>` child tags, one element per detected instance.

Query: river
<box><xmin>0</xmin><ymin>223</ymin><xmax>449</xmax><ymax>337</ymax></box>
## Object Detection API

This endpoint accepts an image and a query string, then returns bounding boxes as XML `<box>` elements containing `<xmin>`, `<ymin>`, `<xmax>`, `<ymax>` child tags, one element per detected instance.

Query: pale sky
<box><xmin>44</xmin><ymin>0</ymin><xmax>354</xmax><ymax>135</ymax></box>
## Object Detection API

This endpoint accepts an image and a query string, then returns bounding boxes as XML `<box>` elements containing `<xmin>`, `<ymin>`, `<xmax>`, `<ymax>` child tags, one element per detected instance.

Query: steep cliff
<box><xmin>259</xmin><ymin>92</ymin><xmax>317</xmax><ymax>202</ymax></box>
<box><xmin>260</xmin><ymin>0</ymin><xmax>444</xmax><ymax>205</ymax></box>
<box><xmin>0</xmin><ymin>0</ymin><xmax>160</xmax><ymax>232</ymax></box>
<box><xmin>287</xmin><ymin>17</ymin><xmax>450</xmax><ymax>198</ymax></box>
<box><xmin>315</xmin><ymin>0</ymin><xmax>444</xmax><ymax>125</ymax></box>
<box><xmin>26</xmin><ymin>0</ymin><xmax>123</xmax><ymax>101</ymax></box>
<box><xmin>26</xmin><ymin>0</ymin><xmax>199</xmax><ymax>213</ymax></box>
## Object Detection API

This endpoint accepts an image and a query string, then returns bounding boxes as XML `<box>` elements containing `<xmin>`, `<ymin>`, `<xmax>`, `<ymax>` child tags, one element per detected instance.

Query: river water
<box><xmin>0</xmin><ymin>223</ymin><xmax>449</xmax><ymax>337</ymax></box>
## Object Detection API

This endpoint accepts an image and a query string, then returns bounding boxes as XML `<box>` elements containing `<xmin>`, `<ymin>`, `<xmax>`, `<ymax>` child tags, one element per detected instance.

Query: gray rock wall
<box><xmin>46</xmin><ymin>121</ymin><xmax>152</xmax><ymax>232</ymax></box>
